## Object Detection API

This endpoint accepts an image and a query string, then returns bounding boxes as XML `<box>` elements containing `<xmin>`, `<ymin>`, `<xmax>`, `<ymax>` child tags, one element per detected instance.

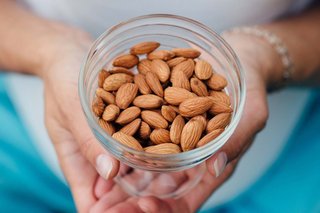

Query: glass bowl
<box><xmin>79</xmin><ymin>14</ymin><xmax>245</xmax><ymax>198</ymax></box>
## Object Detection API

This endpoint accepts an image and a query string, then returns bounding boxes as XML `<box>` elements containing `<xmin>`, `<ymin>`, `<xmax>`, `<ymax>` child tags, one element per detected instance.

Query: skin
<box><xmin>0</xmin><ymin>0</ymin><xmax>319</xmax><ymax>212</ymax></box>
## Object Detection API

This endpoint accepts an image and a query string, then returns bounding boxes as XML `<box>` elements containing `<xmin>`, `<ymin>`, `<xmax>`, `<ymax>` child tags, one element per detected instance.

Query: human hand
<box><xmin>38</xmin><ymin>30</ymin><xmax>120</xmax><ymax>212</ymax></box>
<box><xmin>89</xmin><ymin>34</ymin><xmax>270</xmax><ymax>212</ymax></box>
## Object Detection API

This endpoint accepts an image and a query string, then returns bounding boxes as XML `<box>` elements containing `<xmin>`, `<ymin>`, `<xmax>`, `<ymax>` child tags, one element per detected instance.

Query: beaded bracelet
<box><xmin>222</xmin><ymin>26</ymin><xmax>294</xmax><ymax>90</ymax></box>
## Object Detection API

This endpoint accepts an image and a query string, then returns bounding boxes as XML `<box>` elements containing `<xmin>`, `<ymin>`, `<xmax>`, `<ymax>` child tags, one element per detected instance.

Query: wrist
<box><xmin>34</xmin><ymin>22</ymin><xmax>93</xmax><ymax>78</ymax></box>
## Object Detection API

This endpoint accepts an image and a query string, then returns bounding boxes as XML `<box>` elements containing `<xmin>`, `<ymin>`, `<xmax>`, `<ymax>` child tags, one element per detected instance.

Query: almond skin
<box><xmin>150</xmin><ymin>129</ymin><xmax>171</xmax><ymax>144</ymax></box>
<box><xmin>98</xmin><ymin>70</ymin><xmax>110</xmax><ymax>88</ymax></box>
<box><xmin>92</xmin><ymin>97</ymin><xmax>105</xmax><ymax>117</ymax></box>
<box><xmin>151</xmin><ymin>59</ymin><xmax>170</xmax><ymax>83</ymax></box>
<box><xmin>115</xmin><ymin>83</ymin><xmax>138</xmax><ymax>109</ymax></box>
<box><xmin>144</xmin><ymin>143</ymin><xmax>181</xmax><ymax>154</ymax></box>
<box><xmin>170</xmin><ymin>69</ymin><xmax>191</xmax><ymax>91</ymax></box>
<box><xmin>207</xmin><ymin>73</ymin><xmax>228</xmax><ymax>90</ymax></box>
<box><xmin>181</xmin><ymin>119</ymin><xmax>203</xmax><ymax>151</ymax></box>
<box><xmin>196</xmin><ymin>129</ymin><xmax>224</xmax><ymax>148</ymax></box>
<box><xmin>206</xmin><ymin>113</ymin><xmax>231</xmax><ymax>133</ymax></box>
<box><xmin>145</xmin><ymin>72</ymin><xmax>164</xmax><ymax>97</ymax></box>
<box><xmin>102</xmin><ymin>104</ymin><xmax>120</xmax><ymax>121</ymax></box>
<box><xmin>147</xmin><ymin>50</ymin><xmax>175</xmax><ymax>61</ymax></box>
<box><xmin>112</xmin><ymin>132</ymin><xmax>143</xmax><ymax>151</ymax></box>
<box><xmin>190</xmin><ymin>77</ymin><xmax>208</xmax><ymax>96</ymax></box>
<box><xmin>133</xmin><ymin>94</ymin><xmax>164</xmax><ymax>109</ymax></box>
<box><xmin>137</xmin><ymin>59</ymin><xmax>152</xmax><ymax>75</ymax></box>
<box><xmin>172</xmin><ymin>59</ymin><xmax>194</xmax><ymax>78</ymax></box>
<box><xmin>103</xmin><ymin>73</ymin><xmax>133</xmax><ymax>91</ymax></box>
<box><xmin>120</xmin><ymin>118</ymin><xmax>141</xmax><ymax>136</ymax></box>
<box><xmin>109</xmin><ymin>67</ymin><xmax>134</xmax><ymax>76</ymax></box>
<box><xmin>116</xmin><ymin>106</ymin><xmax>141</xmax><ymax>125</ymax></box>
<box><xmin>191</xmin><ymin>115</ymin><xmax>207</xmax><ymax>131</ymax></box>
<box><xmin>179</xmin><ymin>97</ymin><xmax>213</xmax><ymax>117</ymax></box>
<box><xmin>140</xmin><ymin>121</ymin><xmax>151</xmax><ymax>139</ymax></box>
<box><xmin>164</xmin><ymin>87</ymin><xmax>197</xmax><ymax>105</ymax></box>
<box><xmin>134</xmin><ymin>74</ymin><xmax>151</xmax><ymax>95</ymax></box>
<box><xmin>96</xmin><ymin>88</ymin><xmax>115</xmax><ymax>104</ymax></box>
<box><xmin>170</xmin><ymin>115</ymin><xmax>185</xmax><ymax>144</ymax></box>
<box><xmin>166</xmin><ymin>57</ymin><xmax>187</xmax><ymax>68</ymax></box>
<box><xmin>141</xmin><ymin>110</ymin><xmax>168</xmax><ymax>129</ymax></box>
<box><xmin>209</xmin><ymin>101</ymin><xmax>233</xmax><ymax>115</ymax></box>
<box><xmin>113</xmin><ymin>54</ymin><xmax>139</xmax><ymax>68</ymax></box>
<box><xmin>209</xmin><ymin>91</ymin><xmax>231</xmax><ymax>105</ymax></box>
<box><xmin>161</xmin><ymin>105</ymin><xmax>177</xmax><ymax>122</ymax></box>
<box><xmin>172</xmin><ymin>48</ymin><xmax>201</xmax><ymax>58</ymax></box>
<box><xmin>130</xmin><ymin>41</ymin><xmax>160</xmax><ymax>55</ymax></box>
<box><xmin>195</xmin><ymin>60</ymin><xmax>213</xmax><ymax>80</ymax></box>
<box><xmin>98</xmin><ymin>119</ymin><xmax>115</xmax><ymax>135</ymax></box>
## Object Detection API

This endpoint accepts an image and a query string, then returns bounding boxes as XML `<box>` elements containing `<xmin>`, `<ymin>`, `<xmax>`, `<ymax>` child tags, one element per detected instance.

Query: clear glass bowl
<box><xmin>79</xmin><ymin>14</ymin><xmax>246</xmax><ymax>198</ymax></box>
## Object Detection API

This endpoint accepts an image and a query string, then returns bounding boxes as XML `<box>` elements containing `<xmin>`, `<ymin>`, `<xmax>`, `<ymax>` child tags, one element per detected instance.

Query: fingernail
<box><xmin>138</xmin><ymin>201</ymin><xmax>150</xmax><ymax>213</ymax></box>
<box><xmin>213</xmin><ymin>152</ymin><xmax>227</xmax><ymax>178</ymax></box>
<box><xmin>96</xmin><ymin>154</ymin><xmax>113</xmax><ymax>179</ymax></box>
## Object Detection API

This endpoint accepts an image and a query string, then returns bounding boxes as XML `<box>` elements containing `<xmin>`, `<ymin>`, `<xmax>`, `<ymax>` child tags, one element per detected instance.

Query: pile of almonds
<box><xmin>92</xmin><ymin>41</ymin><xmax>233</xmax><ymax>154</ymax></box>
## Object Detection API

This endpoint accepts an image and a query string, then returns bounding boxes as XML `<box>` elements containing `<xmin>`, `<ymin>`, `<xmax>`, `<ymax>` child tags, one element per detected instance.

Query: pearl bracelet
<box><xmin>222</xmin><ymin>26</ymin><xmax>294</xmax><ymax>90</ymax></box>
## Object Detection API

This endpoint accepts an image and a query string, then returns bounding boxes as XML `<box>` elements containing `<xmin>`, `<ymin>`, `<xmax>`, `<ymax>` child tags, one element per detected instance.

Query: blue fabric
<box><xmin>0</xmin><ymin>73</ymin><xmax>75</xmax><ymax>212</ymax></box>
<box><xmin>202</xmin><ymin>90</ymin><xmax>320</xmax><ymax>213</ymax></box>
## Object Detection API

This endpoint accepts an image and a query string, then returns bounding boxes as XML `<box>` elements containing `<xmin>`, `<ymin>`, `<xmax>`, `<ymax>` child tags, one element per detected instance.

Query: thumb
<box><xmin>70</xmin><ymin>103</ymin><xmax>119</xmax><ymax>180</ymax></box>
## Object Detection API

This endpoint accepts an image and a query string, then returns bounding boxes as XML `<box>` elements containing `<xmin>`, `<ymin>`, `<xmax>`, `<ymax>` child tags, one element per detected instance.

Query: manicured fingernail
<box><xmin>213</xmin><ymin>152</ymin><xmax>227</xmax><ymax>178</ymax></box>
<box><xmin>96</xmin><ymin>154</ymin><xmax>113</xmax><ymax>179</ymax></box>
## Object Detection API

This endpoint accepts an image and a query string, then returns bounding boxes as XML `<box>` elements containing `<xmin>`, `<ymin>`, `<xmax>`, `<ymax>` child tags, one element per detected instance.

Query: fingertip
<box><xmin>96</xmin><ymin>154</ymin><xmax>119</xmax><ymax>180</ymax></box>
<box><xmin>138</xmin><ymin>197</ymin><xmax>171</xmax><ymax>213</ymax></box>
<box><xmin>206</xmin><ymin>152</ymin><xmax>228</xmax><ymax>178</ymax></box>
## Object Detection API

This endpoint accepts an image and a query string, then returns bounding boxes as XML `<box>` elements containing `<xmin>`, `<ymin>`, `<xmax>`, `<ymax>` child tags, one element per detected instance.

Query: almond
<box><xmin>196</xmin><ymin>129</ymin><xmax>224</xmax><ymax>148</ymax></box>
<box><xmin>181</xmin><ymin>119</ymin><xmax>203</xmax><ymax>151</ymax></box>
<box><xmin>151</xmin><ymin>59</ymin><xmax>170</xmax><ymax>83</ymax></box>
<box><xmin>164</xmin><ymin>87</ymin><xmax>196</xmax><ymax>105</ymax></box>
<box><xmin>150</xmin><ymin>129</ymin><xmax>171</xmax><ymax>144</ymax></box>
<box><xmin>209</xmin><ymin>101</ymin><xmax>233</xmax><ymax>115</ymax></box>
<box><xmin>172</xmin><ymin>59</ymin><xmax>194</xmax><ymax>78</ymax></box>
<box><xmin>103</xmin><ymin>73</ymin><xmax>133</xmax><ymax>91</ymax></box>
<box><xmin>195</xmin><ymin>60</ymin><xmax>213</xmax><ymax>80</ymax></box>
<box><xmin>141</xmin><ymin>110</ymin><xmax>168</xmax><ymax>129</ymax></box>
<box><xmin>115</xmin><ymin>83</ymin><xmax>138</xmax><ymax>109</ymax></box>
<box><xmin>145</xmin><ymin>72</ymin><xmax>164</xmax><ymax>97</ymax></box>
<box><xmin>140</xmin><ymin>121</ymin><xmax>151</xmax><ymax>139</ymax></box>
<box><xmin>116</xmin><ymin>106</ymin><xmax>141</xmax><ymax>125</ymax></box>
<box><xmin>209</xmin><ymin>91</ymin><xmax>231</xmax><ymax>105</ymax></box>
<box><xmin>130</xmin><ymin>41</ymin><xmax>160</xmax><ymax>55</ymax></box>
<box><xmin>207</xmin><ymin>73</ymin><xmax>228</xmax><ymax>90</ymax></box>
<box><xmin>191</xmin><ymin>115</ymin><xmax>207</xmax><ymax>131</ymax></box>
<box><xmin>113</xmin><ymin>54</ymin><xmax>139</xmax><ymax>68</ymax></box>
<box><xmin>190</xmin><ymin>77</ymin><xmax>208</xmax><ymax>96</ymax></box>
<box><xmin>170</xmin><ymin>69</ymin><xmax>191</xmax><ymax>91</ymax></box>
<box><xmin>166</xmin><ymin>57</ymin><xmax>187</xmax><ymax>68</ymax></box>
<box><xmin>134</xmin><ymin>74</ymin><xmax>151</xmax><ymax>95</ymax></box>
<box><xmin>92</xmin><ymin>97</ymin><xmax>105</xmax><ymax>117</ymax></box>
<box><xmin>179</xmin><ymin>97</ymin><xmax>213</xmax><ymax>117</ymax></box>
<box><xmin>206</xmin><ymin>113</ymin><xmax>231</xmax><ymax>133</ymax></box>
<box><xmin>98</xmin><ymin>119</ymin><xmax>115</xmax><ymax>135</ymax></box>
<box><xmin>102</xmin><ymin>104</ymin><xmax>120</xmax><ymax>121</ymax></box>
<box><xmin>147</xmin><ymin>50</ymin><xmax>175</xmax><ymax>61</ymax></box>
<box><xmin>170</xmin><ymin>105</ymin><xmax>180</xmax><ymax>114</ymax></box>
<box><xmin>120</xmin><ymin>118</ymin><xmax>141</xmax><ymax>136</ymax></box>
<box><xmin>133</xmin><ymin>94</ymin><xmax>164</xmax><ymax>109</ymax></box>
<box><xmin>96</xmin><ymin>88</ymin><xmax>115</xmax><ymax>104</ymax></box>
<box><xmin>144</xmin><ymin>143</ymin><xmax>181</xmax><ymax>154</ymax></box>
<box><xmin>172</xmin><ymin>48</ymin><xmax>201</xmax><ymax>58</ymax></box>
<box><xmin>112</xmin><ymin>132</ymin><xmax>143</xmax><ymax>151</ymax></box>
<box><xmin>161</xmin><ymin>105</ymin><xmax>176</xmax><ymax>122</ymax></box>
<box><xmin>137</xmin><ymin>59</ymin><xmax>152</xmax><ymax>75</ymax></box>
<box><xmin>170</xmin><ymin>115</ymin><xmax>185</xmax><ymax>144</ymax></box>
<box><xmin>109</xmin><ymin>67</ymin><xmax>134</xmax><ymax>76</ymax></box>
<box><xmin>98</xmin><ymin>70</ymin><xmax>110</xmax><ymax>88</ymax></box>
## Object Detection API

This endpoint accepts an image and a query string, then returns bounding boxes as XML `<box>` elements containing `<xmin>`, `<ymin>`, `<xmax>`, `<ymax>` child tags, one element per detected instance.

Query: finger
<box><xmin>138</xmin><ymin>196</ymin><xmax>174</xmax><ymax>213</ymax></box>
<box><xmin>94</xmin><ymin>177</ymin><xmax>115</xmax><ymax>199</ymax></box>
<box><xmin>107</xmin><ymin>198</ymin><xmax>144</xmax><ymax>213</ymax></box>
<box><xmin>69</xmin><ymin>102</ymin><xmax>119</xmax><ymax>180</ymax></box>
